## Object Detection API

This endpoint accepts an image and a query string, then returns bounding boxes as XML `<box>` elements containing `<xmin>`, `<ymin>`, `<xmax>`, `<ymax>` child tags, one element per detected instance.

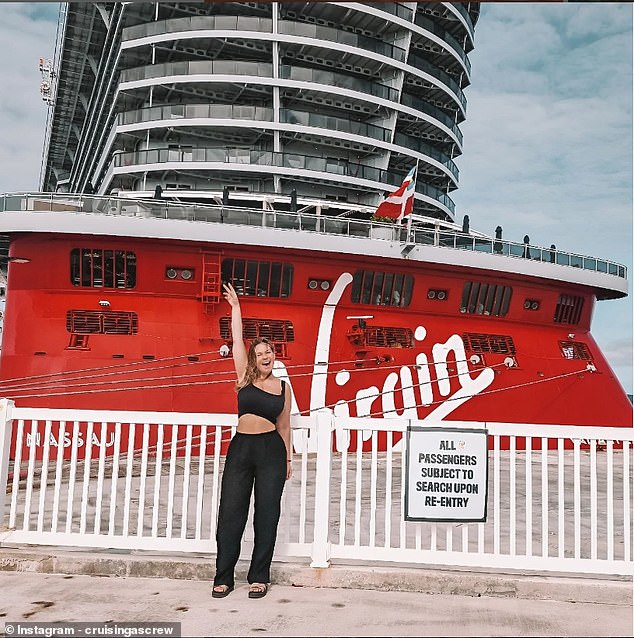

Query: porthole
<box><xmin>181</xmin><ymin>269</ymin><xmax>193</xmax><ymax>280</ymax></box>
<box><xmin>427</xmin><ymin>289</ymin><xmax>448</xmax><ymax>301</ymax></box>
<box><xmin>166</xmin><ymin>268</ymin><xmax>178</xmax><ymax>279</ymax></box>
<box><xmin>524</xmin><ymin>299</ymin><xmax>540</xmax><ymax>311</ymax></box>
<box><xmin>308</xmin><ymin>279</ymin><xmax>331</xmax><ymax>291</ymax></box>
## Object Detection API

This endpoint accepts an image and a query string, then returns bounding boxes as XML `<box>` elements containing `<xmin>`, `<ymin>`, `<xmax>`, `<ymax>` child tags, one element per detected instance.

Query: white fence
<box><xmin>0</xmin><ymin>399</ymin><xmax>631</xmax><ymax>576</ymax></box>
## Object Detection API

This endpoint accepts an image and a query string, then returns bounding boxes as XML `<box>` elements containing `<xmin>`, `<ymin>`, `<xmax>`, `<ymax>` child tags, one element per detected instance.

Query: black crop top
<box><xmin>237</xmin><ymin>381</ymin><xmax>286</xmax><ymax>425</ymax></box>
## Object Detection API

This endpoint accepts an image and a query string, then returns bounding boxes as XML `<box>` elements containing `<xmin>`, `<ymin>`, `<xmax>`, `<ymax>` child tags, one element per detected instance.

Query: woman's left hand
<box><xmin>222</xmin><ymin>282</ymin><xmax>240</xmax><ymax>308</ymax></box>
<box><xmin>286</xmin><ymin>461</ymin><xmax>293</xmax><ymax>481</ymax></box>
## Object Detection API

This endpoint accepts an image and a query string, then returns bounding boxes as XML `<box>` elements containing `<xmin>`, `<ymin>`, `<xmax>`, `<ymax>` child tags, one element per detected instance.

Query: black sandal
<box><xmin>248</xmin><ymin>583</ymin><xmax>268</xmax><ymax>599</ymax></box>
<box><xmin>212</xmin><ymin>584</ymin><xmax>234</xmax><ymax>598</ymax></box>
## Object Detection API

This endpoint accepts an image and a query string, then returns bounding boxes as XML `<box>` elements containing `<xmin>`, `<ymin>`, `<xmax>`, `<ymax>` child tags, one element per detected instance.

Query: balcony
<box><xmin>109</xmin><ymin>149</ymin><xmax>456</xmax><ymax>214</ymax></box>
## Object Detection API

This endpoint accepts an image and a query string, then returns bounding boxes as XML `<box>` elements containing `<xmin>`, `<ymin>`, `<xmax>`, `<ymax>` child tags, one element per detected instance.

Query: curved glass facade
<box><xmin>43</xmin><ymin>2</ymin><xmax>480</xmax><ymax>220</ymax></box>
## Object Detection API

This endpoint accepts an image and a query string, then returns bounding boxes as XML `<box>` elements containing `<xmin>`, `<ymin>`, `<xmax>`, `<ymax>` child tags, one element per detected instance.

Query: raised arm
<box><xmin>223</xmin><ymin>283</ymin><xmax>247</xmax><ymax>382</ymax></box>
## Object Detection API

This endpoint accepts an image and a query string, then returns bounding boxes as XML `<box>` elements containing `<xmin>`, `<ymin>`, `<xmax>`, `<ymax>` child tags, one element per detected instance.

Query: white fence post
<box><xmin>0</xmin><ymin>399</ymin><xmax>15</xmax><ymax>527</ymax></box>
<box><xmin>311</xmin><ymin>408</ymin><xmax>333</xmax><ymax>568</ymax></box>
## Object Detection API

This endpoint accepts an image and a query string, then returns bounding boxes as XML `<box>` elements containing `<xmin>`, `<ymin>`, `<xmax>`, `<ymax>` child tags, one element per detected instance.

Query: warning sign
<box><xmin>405</xmin><ymin>426</ymin><xmax>488</xmax><ymax>522</ymax></box>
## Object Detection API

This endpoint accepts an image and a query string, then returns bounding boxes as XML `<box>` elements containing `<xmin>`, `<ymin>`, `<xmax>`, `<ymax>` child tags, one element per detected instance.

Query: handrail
<box><xmin>125</xmin><ymin>65</ymin><xmax>463</xmax><ymax>146</ymax></box>
<box><xmin>360</xmin><ymin>2</ymin><xmax>413</xmax><ymax>22</ymax></box>
<box><xmin>442</xmin><ymin>2</ymin><xmax>476</xmax><ymax>42</ymax></box>
<box><xmin>122</xmin><ymin>15</ymin><xmax>274</xmax><ymax>41</ymax></box>
<box><xmin>407</xmin><ymin>50</ymin><xmax>466</xmax><ymax>111</ymax></box>
<box><xmin>121</xmin><ymin>14</ymin><xmax>408</xmax><ymax>64</ymax></box>
<box><xmin>0</xmin><ymin>193</ymin><xmax>627</xmax><ymax>281</ymax></box>
<box><xmin>109</xmin><ymin>148</ymin><xmax>456</xmax><ymax>210</ymax></box>
<box><xmin>120</xmin><ymin>60</ymin><xmax>272</xmax><ymax>83</ymax></box>
<box><xmin>412</xmin><ymin>11</ymin><xmax>471</xmax><ymax>76</ymax></box>
<box><xmin>278</xmin><ymin>20</ymin><xmax>408</xmax><ymax>63</ymax></box>
<box><xmin>118</xmin><ymin>104</ymin><xmax>275</xmax><ymax>126</ymax></box>
<box><xmin>118</xmin><ymin>105</ymin><xmax>392</xmax><ymax>144</ymax></box>
<box><xmin>279</xmin><ymin>65</ymin><xmax>400</xmax><ymax>103</ymax></box>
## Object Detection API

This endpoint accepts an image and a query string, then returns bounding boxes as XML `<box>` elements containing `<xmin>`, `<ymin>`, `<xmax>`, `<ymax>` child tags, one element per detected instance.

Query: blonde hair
<box><xmin>236</xmin><ymin>337</ymin><xmax>276</xmax><ymax>391</ymax></box>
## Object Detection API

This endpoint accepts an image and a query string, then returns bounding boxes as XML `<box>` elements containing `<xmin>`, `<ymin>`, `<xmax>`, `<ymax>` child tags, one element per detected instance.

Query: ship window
<box><xmin>221</xmin><ymin>259</ymin><xmax>292</xmax><ymax>297</ymax></box>
<box><xmin>559</xmin><ymin>340</ymin><xmax>592</xmax><ymax>360</ymax></box>
<box><xmin>219</xmin><ymin>317</ymin><xmax>295</xmax><ymax>342</ymax></box>
<box><xmin>71</xmin><ymin>249</ymin><xmax>136</xmax><ymax>289</ymax></box>
<box><xmin>351</xmin><ymin>270</ymin><xmax>413</xmax><ymax>307</ymax></box>
<box><xmin>554</xmin><ymin>294</ymin><xmax>584</xmax><ymax>325</ymax></box>
<box><xmin>66</xmin><ymin>310</ymin><xmax>138</xmax><ymax>335</ymax></box>
<box><xmin>460</xmin><ymin>282</ymin><xmax>512</xmax><ymax>317</ymax></box>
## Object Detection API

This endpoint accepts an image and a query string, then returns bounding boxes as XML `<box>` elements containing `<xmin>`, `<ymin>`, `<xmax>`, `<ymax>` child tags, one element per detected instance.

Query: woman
<box><xmin>212</xmin><ymin>282</ymin><xmax>293</xmax><ymax>599</ymax></box>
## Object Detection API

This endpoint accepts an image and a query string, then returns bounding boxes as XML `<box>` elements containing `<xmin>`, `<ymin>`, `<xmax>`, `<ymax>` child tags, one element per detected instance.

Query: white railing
<box><xmin>0</xmin><ymin>193</ymin><xmax>627</xmax><ymax>280</ymax></box>
<box><xmin>0</xmin><ymin>400</ymin><xmax>631</xmax><ymax>576</ymax></box>
<box><xmin>0</xmin><ymin>402</ymin><xmax>317</xmax><ymax>560</ymax></box>
<box><xmin>321</xmin><ymin>416</ymin><xmax>633</xmax><ymax>576</ymax></box>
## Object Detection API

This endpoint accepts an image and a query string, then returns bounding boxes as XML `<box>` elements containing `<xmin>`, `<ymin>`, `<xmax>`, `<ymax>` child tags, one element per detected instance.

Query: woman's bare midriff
<box><xmin>237</xmin><ymin>414</ymin><xmax>276</xmax><ymax>434</ymax></box>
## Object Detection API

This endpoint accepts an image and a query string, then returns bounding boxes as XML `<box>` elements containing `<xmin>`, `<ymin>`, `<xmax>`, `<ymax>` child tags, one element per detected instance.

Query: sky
<box><xmin>451</xmin><ymin>2</ymin><xmax>633</xmax><ymax>395</ymax></box>
<box><xmin>0</xmin><ymin>2</ymin><xmax>632</xmax><ymax>394</ymax></box>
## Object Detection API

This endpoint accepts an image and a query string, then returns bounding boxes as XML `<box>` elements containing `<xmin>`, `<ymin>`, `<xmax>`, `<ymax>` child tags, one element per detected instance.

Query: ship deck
<box><xmin>0</xmin><ymin>192</ymin><xmax>627</xmax><ymax>301</ymax></box>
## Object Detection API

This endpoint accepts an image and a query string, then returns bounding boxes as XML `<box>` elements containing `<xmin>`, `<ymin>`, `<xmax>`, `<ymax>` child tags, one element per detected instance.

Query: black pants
<box><xmin>214</xmin><ymin>430</ymin><xmax>286</xmax><ymax>587</ymax></box>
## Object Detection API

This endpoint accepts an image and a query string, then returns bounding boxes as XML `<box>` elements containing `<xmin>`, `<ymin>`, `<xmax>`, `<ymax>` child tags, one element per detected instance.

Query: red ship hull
<box><xmin>0</xmin><ymin>233</ymin><xmax>630</xmax><ymax>450</ymax></box>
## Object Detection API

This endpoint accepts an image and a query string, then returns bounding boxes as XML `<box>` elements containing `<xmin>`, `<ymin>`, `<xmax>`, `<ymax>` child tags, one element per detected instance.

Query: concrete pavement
<box><xmin>0</xmin><ymin>571</ymin><xmax>631</xmax><ymax>637</ymax></box>
<box><xmin>0</xmin><ymin>547</ymin><xmax>631</xmax><ymax>637</ymax></box>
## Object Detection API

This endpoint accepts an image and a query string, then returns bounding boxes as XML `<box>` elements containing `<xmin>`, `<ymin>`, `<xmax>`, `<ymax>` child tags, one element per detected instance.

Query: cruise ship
<box><xmin>0</xmin><ymin>1</ymin><xmax>630</xmax><ymax>454</ymax></box>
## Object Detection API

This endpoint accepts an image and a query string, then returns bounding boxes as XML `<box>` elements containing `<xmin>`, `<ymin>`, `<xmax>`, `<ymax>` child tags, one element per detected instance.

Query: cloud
<box><xmin>457</xmin><ymin>5</ymin><xmax>632</xmax><ymax>249</ymax></box>
<box><xmin>601</xmin><ymin>335</ymin><xmax>634</xmax><ymax>367</ymax></box>
<box><xmin>455</xmin><ymin>3</ymin><xmax>633</xmax><ymax>393</ymax></box>
<box><xmin>458</xmin><ymin>91</ymin><xmax>631</xmax><ymax>251</ymax></box>
<box><xmin>598</xmin><ymin>333</ymin><xmax>634</xmax><ymax>395</ymax></box>
<box><xmin>563</xmin><ymin>3</ymin><xmax>632</xmax><ymax>42</ymax></box>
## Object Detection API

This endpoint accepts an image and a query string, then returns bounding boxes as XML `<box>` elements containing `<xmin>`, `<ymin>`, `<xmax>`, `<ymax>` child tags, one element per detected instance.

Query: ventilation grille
<box><xmin>559</xmin><ymin>341</ymin><xmax>592</xmax><ymax>360</ymax></box>
<box><xmin>220</xmin><ymin>317</ymin><xmax>295</xmax><ymax>342</ymax></box>
<box><xmin>463</xmin><ymin>333</ymin><xmax>516</xmax><ymax>355</ymax></box>
<box><xmin>554</xmin><ymin>295</ymin><xmax>584</xmax><ymax>325</ymax></box>
<box><xmin>348</xmin><ymin>326</ymin><xmax>414</xmax><ymax>349</ymax></box>
<box><xmin>66</xmin><ymin>310</ymin><xmax>138</xmax><ymax>335</ymax></box>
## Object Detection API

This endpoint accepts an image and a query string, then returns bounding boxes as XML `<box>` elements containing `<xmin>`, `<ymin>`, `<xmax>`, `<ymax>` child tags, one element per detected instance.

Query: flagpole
<box><xmin>405</xmin><ymin>159</ymin><xmax>418</xmax><ymax>241</ymax></box>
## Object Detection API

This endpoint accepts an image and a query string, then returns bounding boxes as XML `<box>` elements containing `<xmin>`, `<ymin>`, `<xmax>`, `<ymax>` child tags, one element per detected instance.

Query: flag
<box><xmin>374</xmin><ymin>166</ymin><xmax>416</xmax><ymax>222</ymax></box>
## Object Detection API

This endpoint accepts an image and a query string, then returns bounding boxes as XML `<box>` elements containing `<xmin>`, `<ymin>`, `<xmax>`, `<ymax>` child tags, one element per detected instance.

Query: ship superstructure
<box><xmin>42</xmin><ymin>1</ymin><xmax>477</xmax><ymax>219</ymax></box>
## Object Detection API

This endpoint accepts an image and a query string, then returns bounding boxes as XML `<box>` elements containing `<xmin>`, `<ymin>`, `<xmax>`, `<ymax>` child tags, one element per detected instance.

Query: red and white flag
<box><xmin>374</xmin><ymin>166</ymin><xmax>416</xmax><ymax>222</ymax></box>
